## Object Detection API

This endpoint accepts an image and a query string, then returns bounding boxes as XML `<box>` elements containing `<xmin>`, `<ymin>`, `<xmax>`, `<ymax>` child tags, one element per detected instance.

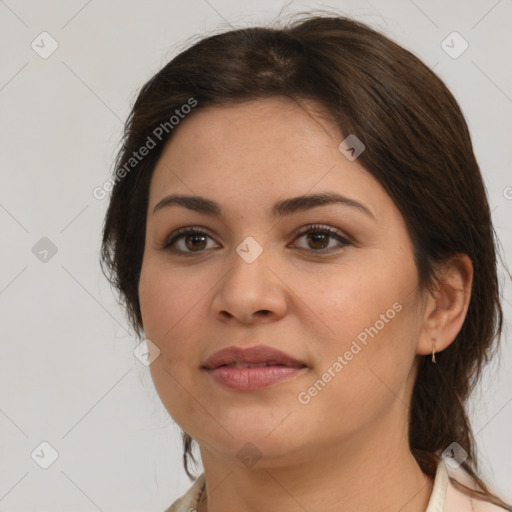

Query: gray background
<box><xmin>1</xmin><ymin>0</ymin><xmax>511</xmax><ymax>510</ymax></box>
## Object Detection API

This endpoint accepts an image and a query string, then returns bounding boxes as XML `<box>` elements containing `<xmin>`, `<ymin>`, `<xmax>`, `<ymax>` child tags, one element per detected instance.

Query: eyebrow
<box><xmin>152</xmin><ymin>192</ymin><xmax>375</xmax><ymax>220</ymax></box>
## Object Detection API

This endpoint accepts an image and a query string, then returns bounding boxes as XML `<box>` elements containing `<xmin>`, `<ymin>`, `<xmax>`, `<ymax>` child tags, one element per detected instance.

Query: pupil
<box><xmin>308</xmin><ymin>232</ymin><xmax>328</xmax><ymax>249</ymax></box>
<box><xmin>186</xmin><ymin>234</ymin><xmax>207</xmax><ymax>250</ymax></box>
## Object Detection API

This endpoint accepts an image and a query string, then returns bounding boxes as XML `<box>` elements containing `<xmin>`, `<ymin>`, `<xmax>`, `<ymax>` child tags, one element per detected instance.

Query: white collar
<box><xmin>425</xmin><ymin>460</ymin><xmax>450</xmax><ymax>512</ymax></box>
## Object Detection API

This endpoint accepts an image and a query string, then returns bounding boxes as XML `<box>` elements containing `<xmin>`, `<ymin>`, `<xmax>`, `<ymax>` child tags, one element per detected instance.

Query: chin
<box><xmin>197</xmin><ymin>419</ymin><xmax>308</xmax><ymax>459</ymax></box>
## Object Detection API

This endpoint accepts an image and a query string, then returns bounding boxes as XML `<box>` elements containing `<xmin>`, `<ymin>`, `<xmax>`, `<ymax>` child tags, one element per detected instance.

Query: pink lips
<box><xmin>202</xmin><ymin>345</ymin><xmax>308</xmax><ymax>391</ymax></box>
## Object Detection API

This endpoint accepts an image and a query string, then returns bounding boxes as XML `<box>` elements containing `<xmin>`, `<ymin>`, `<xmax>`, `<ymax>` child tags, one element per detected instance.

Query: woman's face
<box><xmin>139</xmin><ymin>97</ymin><xmax>427</xmax><ymax>467</ymax></box>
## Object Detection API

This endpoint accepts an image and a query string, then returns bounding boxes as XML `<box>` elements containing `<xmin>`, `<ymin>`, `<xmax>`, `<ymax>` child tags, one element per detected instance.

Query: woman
<box><xmin>100</xmin><ymin>13</ymin><xmax>511</xmax><ymax>512</ymax></box>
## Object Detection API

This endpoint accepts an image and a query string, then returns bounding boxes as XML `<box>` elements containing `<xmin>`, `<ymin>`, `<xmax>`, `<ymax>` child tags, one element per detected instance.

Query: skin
<box><xmin>138</xmin><ymin>96</ymin><xmax>473</xmax><ymax>512</ymax></box>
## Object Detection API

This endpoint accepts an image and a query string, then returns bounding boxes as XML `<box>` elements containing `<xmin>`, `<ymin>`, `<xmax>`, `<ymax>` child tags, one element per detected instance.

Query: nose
<box><xmin>211</xmin><ymin>246</ymin><xmax>288</xmax><ymax>325</ymax></box>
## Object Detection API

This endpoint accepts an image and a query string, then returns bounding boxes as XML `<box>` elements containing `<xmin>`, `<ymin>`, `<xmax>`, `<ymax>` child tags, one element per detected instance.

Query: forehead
<box><xmin>175</xmin><ymin>97</ymin><xmax>337</xmax><ymax>152</ymax></box>
<box><xmin>147</xmin><ymin>97</ymin><xmax>386</xmax><ymax>220</ymax></box>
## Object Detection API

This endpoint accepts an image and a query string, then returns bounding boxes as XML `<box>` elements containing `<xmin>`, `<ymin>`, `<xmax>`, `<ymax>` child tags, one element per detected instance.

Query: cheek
<box><xmin>139</xmin><ymin>259</ymin><xmax>201</xmax><ymax>346</ymax></box>
<box><xmin>297</xmin><ymin>262</ymin><xmax>406</xmax><ymax>351</ymax></box>
<box><xmin>139</xmin><ymin>260</ymin><xmax>208</xmax><ymax>428</ymax></box>
<box><xmin>295</xmin><ymin>255</ymin><xmax>419</xmax><ymax>406</ymax></box>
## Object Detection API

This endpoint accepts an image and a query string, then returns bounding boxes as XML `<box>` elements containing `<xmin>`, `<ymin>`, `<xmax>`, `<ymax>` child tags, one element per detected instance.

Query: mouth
<box><xmin>211</xmin><ymin>360</ymin><xmax>307</xmax><ymax>369</ymax></box>
<box><xmin>202</xmin><ymin>345</ymin><xmax>308</xmax><ymax>370</ymax></box>
<box><xmin>202</xmin><ymin>345</ymin><xmax>309</xmax><ymax>390</ymax></box>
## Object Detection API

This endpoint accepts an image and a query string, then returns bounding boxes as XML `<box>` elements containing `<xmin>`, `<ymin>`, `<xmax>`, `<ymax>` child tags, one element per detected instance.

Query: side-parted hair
<box><xmin>101</xmin><ymin>13</ymin><xmax>510</xmax><ymax>509</ymax></box>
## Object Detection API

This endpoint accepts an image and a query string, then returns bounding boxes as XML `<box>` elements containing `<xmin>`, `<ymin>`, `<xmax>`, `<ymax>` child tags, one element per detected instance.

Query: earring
<box><xmin>431</xmin><ymin>338</ymin><xmax>436</xmax><ymax>363</ymax></box>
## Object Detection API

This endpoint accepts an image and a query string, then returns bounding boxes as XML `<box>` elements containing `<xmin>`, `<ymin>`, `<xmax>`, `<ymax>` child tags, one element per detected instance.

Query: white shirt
<box><xmin>164</xmin><ymin>460</ymin><xmax>506</xmax><ymax>511</ymax></box>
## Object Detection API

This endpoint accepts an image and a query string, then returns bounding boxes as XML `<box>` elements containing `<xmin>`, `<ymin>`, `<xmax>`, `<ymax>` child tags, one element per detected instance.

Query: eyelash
<box><xmin>161</xmin><ymin>224</ymin><xmax>352</xmax><ymax>256</ymax></box>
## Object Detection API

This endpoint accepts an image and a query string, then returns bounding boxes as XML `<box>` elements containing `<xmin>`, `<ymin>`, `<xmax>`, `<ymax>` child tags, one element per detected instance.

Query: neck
<box><xmin>197</xmin><ymin>414</ymin><xmax>434</xmax><ymax>512</ymax></box>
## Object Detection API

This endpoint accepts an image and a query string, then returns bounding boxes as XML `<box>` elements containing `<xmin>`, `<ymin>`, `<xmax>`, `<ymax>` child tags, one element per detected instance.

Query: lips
<box><xmin>202</xmin><ymin>345</ymin><xmax>308</xmax><ymax>370</ymax></box>
<box><xmin>202</xmin><ymin>345</ymin><xmax>309</xmax><ymax>390</ymax></box>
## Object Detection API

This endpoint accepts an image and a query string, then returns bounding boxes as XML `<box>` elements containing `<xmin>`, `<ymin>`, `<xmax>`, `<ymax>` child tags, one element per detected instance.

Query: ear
<box><xmin>417</xmin><ymin>253</ymin><xmax>473</xmax><ymax>356</ymax></box>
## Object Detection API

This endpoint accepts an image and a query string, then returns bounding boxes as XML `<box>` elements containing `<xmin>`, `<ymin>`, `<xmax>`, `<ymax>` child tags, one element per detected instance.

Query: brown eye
<box><xmin>184</xmin><ymin>233</ymin><xmax>208</xmax><ymax>251</ymax></box>
<box><xmin>306</xmin><ymin>232</ymin><xmax>330</xmax><ymax>250</ymax></box>
<box><xmin>293</xmin><ymin>225</ymin><xmax>351</xmax><ymax>253</ymax></box>
<box><xmin>162</xmin><ymin>227</ymin><xmax>219</xmax><ymax>254</ymax></box>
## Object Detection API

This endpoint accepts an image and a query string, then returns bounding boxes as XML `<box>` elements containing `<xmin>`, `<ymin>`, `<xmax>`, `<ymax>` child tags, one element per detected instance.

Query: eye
<box><xmin>291</xmin><ymin>224</ymin><xmax>352</xmax><ymax>253</ymax></box>
<box><xmin>162</xmin><ymin>226</ymin><xmax>219</xmax><ymax>254</ymax></box>
<box><xmin>162</xmin><ymin>224</ymin><xmax>352</xmax><ymax>255</ymax></box>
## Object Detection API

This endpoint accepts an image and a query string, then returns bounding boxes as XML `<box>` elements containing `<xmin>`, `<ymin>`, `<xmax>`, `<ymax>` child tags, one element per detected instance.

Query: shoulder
<box><xmin>433</xmin><ymin>459</ymin><xmax>509</xmax><ymax>512</ymax></box>
<box><xmin>164</xmin><ymin>474</ymin><xmax>205</xmax><ymax>512</ymax></box>
<box><xmin>446</xmin><ymin>480</ymin><xmax>509</xmax><ymax>511</ymax></box>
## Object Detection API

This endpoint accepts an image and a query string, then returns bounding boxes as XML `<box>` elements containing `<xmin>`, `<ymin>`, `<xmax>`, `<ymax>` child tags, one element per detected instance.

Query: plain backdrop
<box><xmin>1</xmin><ymin>1</ymin><xmax>511</xmax><ymax>510</ymax></box>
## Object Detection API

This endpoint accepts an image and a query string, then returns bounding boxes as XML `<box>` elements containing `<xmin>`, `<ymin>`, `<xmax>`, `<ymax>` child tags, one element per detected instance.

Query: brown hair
<box><xmin>100</xmin><ymin>13</ymin><xmax>510</xmax><ymax>509</ymax></box>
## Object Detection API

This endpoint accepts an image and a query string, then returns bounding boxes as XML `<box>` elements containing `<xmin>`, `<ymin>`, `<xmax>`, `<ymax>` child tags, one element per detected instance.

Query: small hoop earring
<box><xmin>431</xmin><ymin>337</ymin><xmax>436</xmax><ymax>363</ymax></box>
